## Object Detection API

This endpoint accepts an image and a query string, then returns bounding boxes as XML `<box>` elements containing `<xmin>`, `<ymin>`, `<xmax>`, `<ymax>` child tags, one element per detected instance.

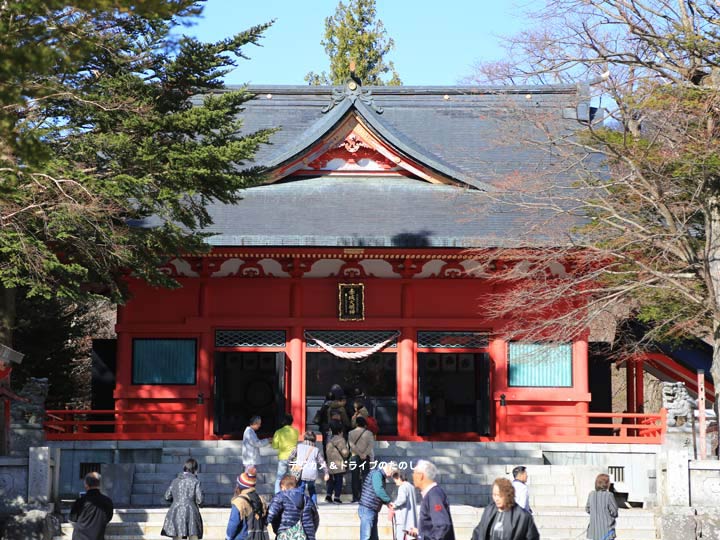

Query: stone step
<box><xmin>55</xmin><ymin>507</ymin><xmax>657</xmax><ymax>540</ymax></box>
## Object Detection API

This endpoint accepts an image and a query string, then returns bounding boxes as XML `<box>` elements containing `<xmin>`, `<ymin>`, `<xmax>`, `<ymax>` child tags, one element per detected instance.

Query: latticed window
<box><xmin>417</xmin><ymin>331</ymin><xmax>489</xmax><ymax>349</ymax></box>
<box><xmin>508</xmin><ymin>342</ymin><xmax>572</xmax><ymax>387</ymax></box>
<box><xmin>132</xmin><ymin>339</ymin><xmax>196</xmax><ymax>385</ymax></box>
<box><xmin>215</xmin><ymin>330</ymin><xmax>286</xmax><ymax>348</ymax></box>
<box><xmin>305</xmin><ymin>330</ymin><xmax>398</xmax><ymax>348</ymax></box>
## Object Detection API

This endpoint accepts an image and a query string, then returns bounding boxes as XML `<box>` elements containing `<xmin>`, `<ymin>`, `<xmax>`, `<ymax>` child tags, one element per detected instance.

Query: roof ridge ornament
<box><xmin>322</xmin><ymin>63</ymin><xmax>384</xmax><ymax>115</ymax></box>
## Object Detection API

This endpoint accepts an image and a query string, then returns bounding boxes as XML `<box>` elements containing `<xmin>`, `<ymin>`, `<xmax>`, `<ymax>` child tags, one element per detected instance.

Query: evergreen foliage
<box><xmin>0</xmin><ymin>1</ymin><xmax>273</xmax><ymax>336</ymax></box>
<box><xmin>305</xmin><ymin>0</ymin><xmax>401</xmax><ymax>86</ymax></box>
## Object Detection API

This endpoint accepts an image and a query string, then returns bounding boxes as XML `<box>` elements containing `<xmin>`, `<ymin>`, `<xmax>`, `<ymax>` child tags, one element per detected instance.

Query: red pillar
<box><xmin>634</xmin><ymin>358</ymin><xmax>644</xmax><ymax>414</ymax></box>
<box><xmin>397</xmin><ymin>328</ymin><xmax>414</xmax><ymax>438</ymax></box>
<box><xmin>491</xmin><ymin>338</ymin><xmax>507</xmax><ymax>440</ymax></box>
<box><xmin>114</xmin><ymin>332</ymin><xmax>132</xmax><ymax>433</ymax></box>
<box><xmin>197</xmin><ymin>330</ymin><xmax>213</xmax><ymax>439</ymax></box>
<box><xmin>289</xmin><ymin>281</ymin><xmax>304</xmax><ymax>431</ymax></box>
<box><xmin>397</xmin><ymin>282</ymin><xmax>415</xmax><ymax>438</ymax></box>
<box><xmin>196</xmin><ymin>279</ymin><xmax>213</xmax><ymax>438</ymax></box>
<box><xmin>573</xmin><ymin>339</ymin><xmax>589</xmax><ymax>435</ymax></box>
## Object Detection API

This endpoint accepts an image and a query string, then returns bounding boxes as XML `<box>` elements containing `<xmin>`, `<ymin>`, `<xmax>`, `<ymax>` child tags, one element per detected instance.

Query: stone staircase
<box><xmin>54</xmin><ymin>505</ymin><xmax>658</xmax><ymax>540</ymax></box>
<box><xmin>53</xmin><ymin>441</ymin><xmax>660</xmax><ymax>539</ymax></box>
<box><xmin>129</xmin><ymin>441</ymin><xmax>549</xmax><ymax>507</ymax></box>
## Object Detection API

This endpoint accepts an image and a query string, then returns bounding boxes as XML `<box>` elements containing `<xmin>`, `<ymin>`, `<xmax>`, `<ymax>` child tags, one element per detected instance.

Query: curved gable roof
<box><xmin>183</xmin><ymin>82</ymin><xmax>590</xmax><ymax>248</ymax></box>
<box><xmin>257</xmin><ymin>87</ymin><xmax>494</xmax><ymax>190</ymax></box>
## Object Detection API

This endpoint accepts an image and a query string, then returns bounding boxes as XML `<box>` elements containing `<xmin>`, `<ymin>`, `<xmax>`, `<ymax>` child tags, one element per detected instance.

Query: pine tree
<box><xmin>305</xmin><ymin>0</ymin><xmax>401</xmax><ymax>86</ymax></box>
<box><xmin>0</xmin><ymin>1</ymin><xmax>274</xmax><ymax>347</ymax></box>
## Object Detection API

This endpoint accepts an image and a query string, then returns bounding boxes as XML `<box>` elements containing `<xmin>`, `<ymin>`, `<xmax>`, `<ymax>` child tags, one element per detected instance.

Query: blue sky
<box><xmin>184</xmin><ymin>0</ymin><xmax>539</xmax><ymax>86</ymax></box>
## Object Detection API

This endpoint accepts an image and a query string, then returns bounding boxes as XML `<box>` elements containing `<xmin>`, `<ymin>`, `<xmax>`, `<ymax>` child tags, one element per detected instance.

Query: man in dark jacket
<box><xmin>408</xmin><ymin>460</ymin><xmax>454</xmax><ymax>540</ymax></box>
<box><xmin>267</xmin><ymin>475</ymin><xmax>319</xmax><ymax>540</ymax></box>
<box><xmin>358</xmin><ymin>461</ymin><xmax>396</xmax><ymax>540</ymax></box>
<box><xmin>69</xmin><ymin>472</ymin><xmax>114</xmax><ymax>540</ymax></box>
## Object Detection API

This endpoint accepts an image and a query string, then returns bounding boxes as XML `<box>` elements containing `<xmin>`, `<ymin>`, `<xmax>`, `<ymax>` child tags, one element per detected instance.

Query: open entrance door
<box><xmin>305</xmin><ymin>351</ymin><xmax>398</xmax><ymax>435</ymax></box>
<box><xmin>417</xmin><ymin>353</ymin><xmax>491</xmax><ymax>435</ymax></box>
<box><xmin>214</xmin><ymin>351</ymin><xmax>289</xmax><ymax>437</ymax></box>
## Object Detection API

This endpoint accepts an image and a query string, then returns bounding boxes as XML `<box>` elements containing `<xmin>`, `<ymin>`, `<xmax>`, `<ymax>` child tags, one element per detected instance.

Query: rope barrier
<box><xmin>304</xmin><ymin>331</ymin><xmax>400</xmax><ymax>362</ymax></box>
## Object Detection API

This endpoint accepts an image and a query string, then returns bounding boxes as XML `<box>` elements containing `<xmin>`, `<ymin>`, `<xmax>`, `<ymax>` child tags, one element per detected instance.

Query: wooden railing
<box><xmin>498</xmin><ymin>409</ymin><xmax>667</xmax><ymax>444</ymax></box>
<box><xmin>44</xmin><ymin>405</ymin><xmax>204</xmax><ymax>440</ymax></box>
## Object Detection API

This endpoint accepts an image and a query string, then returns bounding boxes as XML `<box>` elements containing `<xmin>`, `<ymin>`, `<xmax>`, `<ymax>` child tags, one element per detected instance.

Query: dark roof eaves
<box><xmin>204</xmin><ymin>235</ymin><xmax>561</xmax><ymax>248</ymax></box>
<box><xmin>352</xmin><ymin>100</ymin><xmax>496</xmax><ymax>191</ymax></box>
<box><xmin>225</xmin><ymin>84</ymin><xmax>581</xmax><ymax>96</ymax></box>
<box><xmin>260</xmin><ymin>98</ymin><xmax>353</xmax><ymax>171</ymax></box>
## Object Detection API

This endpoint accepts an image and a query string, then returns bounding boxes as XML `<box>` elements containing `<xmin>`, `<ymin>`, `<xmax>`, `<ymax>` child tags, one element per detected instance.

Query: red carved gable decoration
<box><xmin>266</xmin><ymin>113</ymin><xmax>459</xmax><ymax>183</ymax></box>
<box><xmin>304</xmin><ymin>131</ymin><xmax>400</xmax><ymax>173</ymax></box>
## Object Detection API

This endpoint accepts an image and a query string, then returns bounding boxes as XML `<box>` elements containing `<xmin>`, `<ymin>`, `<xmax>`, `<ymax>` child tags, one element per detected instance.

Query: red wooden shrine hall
<box><xmin>47</xmin><ymin>82</ymin><xmax>666</xmax><ymax>442</ymax></box>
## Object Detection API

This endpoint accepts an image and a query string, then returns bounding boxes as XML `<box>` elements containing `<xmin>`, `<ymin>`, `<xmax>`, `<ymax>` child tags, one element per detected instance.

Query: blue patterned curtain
<box><xmin>132</xmin><ymin>339</ymin><xmax>196</xmax><ymax>384</ymax></box>
<box><xmin>508</xmin><ymin>342</ymin><xmax>572</xmax><ymax>387</ymax></box>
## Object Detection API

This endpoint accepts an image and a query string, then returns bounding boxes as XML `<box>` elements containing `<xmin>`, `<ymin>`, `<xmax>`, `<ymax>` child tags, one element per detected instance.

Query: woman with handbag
<box><xmin>287</xmin><ymin>431</ymin><xmax>329</xmax><ymax>504</ymax></box>
<box><xmin>586</xmin><ymin>474</ymin><xmax>618</xmax><ymax>540</ymax></box>
<box><xmin>267</xmin><ymin>475</ymin><xmax>319</xmax><ymax>540</ymax></box>
<box><xmin>324</xmin><ymin>423</ymin><xmax>350</xmax><ymax>504</ymax></box>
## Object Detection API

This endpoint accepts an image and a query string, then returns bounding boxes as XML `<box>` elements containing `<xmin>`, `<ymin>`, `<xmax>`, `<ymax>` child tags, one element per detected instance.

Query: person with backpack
<box><xmin>267</xmin><ymin>475</ymin><xmax>319</xmax><ymax>540</ymax></box>
<box><xmin>312</xmin><ymin>392</ymin><xmax>334</xmax><ymax>460</ymax></box>
<box><xmin>324</xmin><ymin>422</ymin><xmax>350</xmax><ymax>504</ymax></box>
<box><xmin>225</xmin><ymin>467</ymin><xmax>269</xmax><ymax>540</ymax></box>
<box><xmin>327</xmin><ymin>396</ymin><xmax>350</xmax><ymax>438</ymax></box>
<box><xmin>287</xmin><ymin>431</ymin><xmax>329</xmax><ymax>505</ymax></box>
<box><xmin>348</xmin><ymin>416</ymin><xmax>375</xmax><ymax>503</ymax></box>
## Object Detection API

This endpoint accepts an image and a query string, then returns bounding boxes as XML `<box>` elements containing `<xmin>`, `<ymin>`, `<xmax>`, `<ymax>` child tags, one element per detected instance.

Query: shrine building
<box><xmin>88</xmin><ymin>81</ymin><xmax>668</xmax><ymax>443</ymax></box>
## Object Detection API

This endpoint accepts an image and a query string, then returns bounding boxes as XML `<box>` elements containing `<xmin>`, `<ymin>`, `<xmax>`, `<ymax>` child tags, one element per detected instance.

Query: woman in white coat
<box><xmin>391</xmin><ymin>470</ymin><xmax>418</xmax><ymax>540</ymax></box>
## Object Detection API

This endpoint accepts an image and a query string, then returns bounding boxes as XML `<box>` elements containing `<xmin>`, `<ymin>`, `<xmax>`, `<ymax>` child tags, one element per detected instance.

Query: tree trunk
<box><xmin>708</xmin><ymin>200</ymin><xmax>720</xmax><ymax>458</ymax></box>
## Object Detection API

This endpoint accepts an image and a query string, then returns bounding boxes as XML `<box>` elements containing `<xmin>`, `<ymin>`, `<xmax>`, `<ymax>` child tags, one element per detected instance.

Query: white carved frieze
<box><xmin>169</xmin><ymin>258</ymin><xmax>200</xmax><ymax>277</ymax></box>
<box><xmin>414</xmin><ymin>260</ymin><xmax>446</xmax><ymax>278</ymax></box>
<box><xmin>212</xmin><ymin>258</ymin><xmax>245</xmax><ymax>277</ymax></box>
<box><xmin>258</xmin><ymin>259</ymin><xmax>290</xmax><ymax>277</ymax></box>
<box><xmin>358</xmin><ymin>260</ymin><xmax>401</xmax><ymax>278</ymax></box>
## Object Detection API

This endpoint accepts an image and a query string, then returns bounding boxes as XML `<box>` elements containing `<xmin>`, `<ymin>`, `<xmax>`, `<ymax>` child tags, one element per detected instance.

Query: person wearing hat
<box><xmin>226</xmin><ymin>467</ymin><xmax>269</xmax><ymax>540</ymax></box>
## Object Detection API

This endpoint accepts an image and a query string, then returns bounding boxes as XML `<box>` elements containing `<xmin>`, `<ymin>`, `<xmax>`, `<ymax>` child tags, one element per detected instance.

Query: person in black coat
<box><xmin>471</xmin><ymin>478</ymin><xmax>539</xmax><ymax>540</ymax></box>
<box><xmin>69</xmin><ymin>472</ymin><xmax>114</xmax><ymax>540</ymax></box>
<box><xmin>408</xmin><ymin>459</ymin><xmax>455</xmax><ymax>540</ymax></box>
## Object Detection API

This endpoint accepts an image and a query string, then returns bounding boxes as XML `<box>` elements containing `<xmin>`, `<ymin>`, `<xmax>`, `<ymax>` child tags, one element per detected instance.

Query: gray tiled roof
<box><xmin>192</xmin><ymin>84</ymin><xmax>589</xmax><ymax>247</ymax></box>
<box><xmin>202</xmin><ymin>176</ymin><xmax>573</xmax><ymax>248</ymax></box>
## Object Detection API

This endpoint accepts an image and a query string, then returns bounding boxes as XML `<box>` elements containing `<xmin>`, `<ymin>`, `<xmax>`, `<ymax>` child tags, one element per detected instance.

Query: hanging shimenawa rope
<box><xmin>304</xmin><ymin>331</ymin><xmax>400</xmax><ymax>363</ymax></box>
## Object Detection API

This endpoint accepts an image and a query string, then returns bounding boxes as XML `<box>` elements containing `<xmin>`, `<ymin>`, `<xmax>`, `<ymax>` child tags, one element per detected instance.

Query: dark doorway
<box><xmin>214</xmin><ymin>351</ymin><xmax>288</xmax><ymax>437</ymax></box>
<box><xmin>589</xmin><ymin>343</ymin><xmax>613</xmax><ymax>436</ymax></box>
<box><xmin>90</xmin><ymin>339</ymin><xmax>117</xmax><ymax>433</ymax></box>
<box><xmin>417</xmin><ymin>353</ymin><xmax>491</xmax><ymax>435</ymax></box>
<box><xmin>305</xmin><ymin>352</ymin><xmax>397</xmax><ymax>435</ymax></box>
